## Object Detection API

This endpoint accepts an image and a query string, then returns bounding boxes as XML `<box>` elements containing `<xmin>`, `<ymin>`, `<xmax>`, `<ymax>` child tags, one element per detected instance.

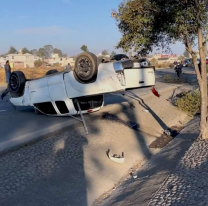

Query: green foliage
<box><xmin>114</xmin><ymin>0</ymin><xmax>208</xmax><ymax>54</ymax></box>
<box><xmin>22</xmin><ymin>47</ymin><xmax>30</xmax><ymax>54</ymax></box>
<box><xmin>30</xmin><ymin>49</ymin><xmax>37</xmax><ymax>55</ymax></box>
<box><xmin>175</xmin><ymin>91</ymin><xmax>201</xmax><ymax>115</ymax></box>
<box><xmin>8</xmin><ymin>46</ymin><xmax>17</xmax><ymax>54</ymax></box>
<box><xmin>34</xmin><ymin>60</ymin><xmax>43</xmax><ymax>67</ymax></box>
<box><xmin>53</xmin><ymin>48</ymin><xmax>63</xmax><ymax>57</ymax></box>
<box><xmin>81</xmin><ymin>45</ymin><xmax>88</xmax><ymax>52</ymax></box>
<box><xmin>163</xmin><ymin>74</ymin><xmax>188</xmax><ymax>83</ymax></box>
<box><xmin>44</xmin><ymin>45</ymin><xmax>53</xmax><ymax>58</ymax></box>
<box><xmin>37</xmin><ymin>48</ymin><xmax>46</xmax><ymax>58</ymax></box>
<box><xmin>102</xmin><ymin>50</ymin><xmax>109</xmax><ymax>55</ymax></box>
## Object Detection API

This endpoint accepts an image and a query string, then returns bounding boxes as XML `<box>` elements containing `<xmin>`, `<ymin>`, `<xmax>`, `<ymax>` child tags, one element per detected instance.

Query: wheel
<box><xmin>46</xmin><ymin>69</ymin><xmax>58</xmax><ymax>76</ymax></box>
<box><xmin>74</xmin><ymin>52</ymin><xmax>98</xmax><ymax>83</ymax></box>
<box><xmin>9</xmin><ymin>71</ymin><xmax>26</xmax><ymax>97</ymax></box>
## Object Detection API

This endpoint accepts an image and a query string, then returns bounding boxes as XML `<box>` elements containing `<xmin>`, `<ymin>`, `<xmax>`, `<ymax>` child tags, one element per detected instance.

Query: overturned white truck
<box><xmin>9</xmin><ymin>52</ymin><xmax>156</xmax><ymax>116</ymax></box>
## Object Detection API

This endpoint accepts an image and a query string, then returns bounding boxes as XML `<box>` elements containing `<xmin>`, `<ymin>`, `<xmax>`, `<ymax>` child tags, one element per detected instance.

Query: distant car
<box><xmin>197</xmin><ymin>59</ymin><xmax>200</xmax><ymax>64</ymax></box>
<box><xmin>138</xmin><ymin>58</ymin><xmax>151</xmax><ymax>67</ymax></box>
<box><xmin>206</xmin><ymin>58</ymin><xmax>208</xmax><ymax>64</ymax></box>
<box><xmin>111</xmin><ymin>54</ymin><xmax>129</xmax><ymax>61</ymax></box>
<box><xmin>9</xmin><ymin>52</ymin><xmax>156</xmax><ymax>116</ymax></box>
<box><xmin>183</xmin><ymin>59</ymin><xmax>190</xmax><ymax>67</ymax></box>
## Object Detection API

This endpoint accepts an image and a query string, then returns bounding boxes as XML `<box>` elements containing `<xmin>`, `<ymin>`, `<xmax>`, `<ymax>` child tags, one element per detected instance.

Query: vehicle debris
<box><xmin>151</xmin><ymin>87</ymin><xmax>160</xmax><ymax>98</ymax></box>
<box><xmin>107</xmin><ymin>150</ymin><xmax>125</xmax><ymax>164</ymax></box>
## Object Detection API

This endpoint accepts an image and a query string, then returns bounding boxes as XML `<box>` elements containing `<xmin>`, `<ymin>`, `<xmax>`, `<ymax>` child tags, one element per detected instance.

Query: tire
<box><xmin>74</xmin><ymin>52</ymin><xmax>98</xmax><ymax>83</ymax></box>
<box><xmin>9</xmin><ymin>71</ymin><xmax>26</xmax><ymax>97</ymax></box>
<box><xmin>46</xmin><ymin>69</ymin><xmax>58</xmax><ymax>76</ymax></box>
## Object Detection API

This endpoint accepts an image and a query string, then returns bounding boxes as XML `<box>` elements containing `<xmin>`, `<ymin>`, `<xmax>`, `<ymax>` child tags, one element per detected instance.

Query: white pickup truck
<box><xmin>9</xmin><ymin>52</ymin><xmax>155</xmax><ymax>116</ymax></box>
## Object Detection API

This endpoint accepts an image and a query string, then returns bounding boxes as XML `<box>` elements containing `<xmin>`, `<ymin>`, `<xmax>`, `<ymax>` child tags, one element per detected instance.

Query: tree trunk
<box><xmin>198</xmin><ymin>28</ymin><xmax>208</xmax><ymax>139</ymax></box>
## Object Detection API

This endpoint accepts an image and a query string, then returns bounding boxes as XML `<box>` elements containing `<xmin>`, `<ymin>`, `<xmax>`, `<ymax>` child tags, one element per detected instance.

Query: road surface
<box><xmin>0</xmin><ymin>67</ymin><xmax>196</xmax><ymax>152</ymax></box>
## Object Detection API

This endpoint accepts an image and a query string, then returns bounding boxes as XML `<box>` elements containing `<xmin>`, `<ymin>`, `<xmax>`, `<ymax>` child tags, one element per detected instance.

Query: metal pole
<box><xmin>75</xmin><ymin>99</ymin><xmax>89</xmax><ymax>135</ymax></box>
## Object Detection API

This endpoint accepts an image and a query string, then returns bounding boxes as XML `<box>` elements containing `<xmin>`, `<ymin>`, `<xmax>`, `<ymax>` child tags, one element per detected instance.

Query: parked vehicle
<box><xmin>138</xmin><ymin>58</ymin><xmax>151</xmax><ymax>67</ymax></box>
<box><xmin>9</xmin><ymin>52</ymin><xmax>156</xmax><ymax>116</ymax></box>
<box><xmin>183</xmin><ymin>59</ymin><xmax>191</xmax><ymax>67</ymax></box>
<box><xmin>111</xmin><ymin>54</ymin><xmax>129</xmax><ymax>61</ymax></box>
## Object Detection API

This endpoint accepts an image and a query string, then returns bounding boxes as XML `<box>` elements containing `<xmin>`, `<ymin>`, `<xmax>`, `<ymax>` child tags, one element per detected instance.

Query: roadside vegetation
<box><xmin>174</xmin><ymin>91</ymin><xmax>201</xmax><ymax>116</ymax></box>
<box><xmin>162</xmin><ymin>74</ymin><xmax>189</xmax><ymax>84</ymax></box>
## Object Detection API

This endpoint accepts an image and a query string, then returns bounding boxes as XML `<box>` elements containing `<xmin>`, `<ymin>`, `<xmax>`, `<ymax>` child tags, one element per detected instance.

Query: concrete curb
<box><xmin>0</xmin><ymin>118</ymin><xmax>81</xmax><ymax>154</ymax></box>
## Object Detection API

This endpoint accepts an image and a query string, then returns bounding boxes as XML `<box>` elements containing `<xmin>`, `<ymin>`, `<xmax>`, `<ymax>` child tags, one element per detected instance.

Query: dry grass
<box><xmin>0</xmin><ymin>67</ymin><xmax>66</xmax><ymax>83</ymax></box>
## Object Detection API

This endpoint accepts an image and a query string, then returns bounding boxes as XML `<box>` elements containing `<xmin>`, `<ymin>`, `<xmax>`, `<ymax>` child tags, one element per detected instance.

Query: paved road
<box><xmin>0</xmin><ymin>67</ymin><xmax>196</xmax><ymax>152</ymax></box>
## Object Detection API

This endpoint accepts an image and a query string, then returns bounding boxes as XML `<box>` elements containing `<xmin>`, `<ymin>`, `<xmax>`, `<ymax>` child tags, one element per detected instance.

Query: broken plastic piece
<box><xmin>151</xmin><ymin>87</ymin><xmax>160</xmax><ymax>98</ymax></box>
<box><xmin>108</xmin><ymin>150</ymin><xmax>125</xmax><ymax>164</ymax></box>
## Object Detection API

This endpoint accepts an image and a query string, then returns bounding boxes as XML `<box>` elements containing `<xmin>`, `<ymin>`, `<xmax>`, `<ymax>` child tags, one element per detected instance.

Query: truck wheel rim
<box><xmin>10</xmin><ymin>75</ymin><xmax>19</xmax><ymax>90</ymax></box>
<box><xmin>77</xmin><ymin>57</ymin><xmax>92</xmax><ymax>77</ymax></box>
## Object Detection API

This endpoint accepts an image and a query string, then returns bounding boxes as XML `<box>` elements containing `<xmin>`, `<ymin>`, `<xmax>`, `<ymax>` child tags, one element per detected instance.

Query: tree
<box><xmin>30</xmin><ymin>49</ymin><xmax>37</xmax><ymax>55</ymax></box>
<box><xmin>44</xmin><ymin>45</ymin><xmax>53</xmax><ymax>58</ymax></box>
<box><xmin>22</xmin><ymin>47</ymin><xmax>30</xmax><ymax>54</ymax></box>
<box><xmin>183</xmin><ymin>50</ymin><xmax>190</xmax><ymax>58</ymax></box>
<box><xmin>34</xmin><ymin>59</ymin><xmax>43</xmax><ymax>67</ymax></box>
<box><xmin>102</xmin><ymin>50</ymin><xmax>109</xmax><ymax>55</ymax></box>
<box><xmin>111</xmin><ymin>51</ymin><xmax>117</xmax><ymax>58</ymax></box>
<box><xmin>8</xmin><ymin>46</ymin><xmax>17</xmax><ymax>54</ymax></box>
<box><xmin>36</xmin><ymin>48</ymin><xmax>46</xmax><ymax>58</ymax></box>
<box><xmin>53</xmin><ymin>48</ymin><xmax>63</xmax><ymax>57</ymax></box>
<box><xmin>114</xmin><ymin>0</ymin><xmax>208</xmax><ymax>139</ymax></box>
<box><xmin>80</xmin><ymin>45</ymin><xmax>88</xmax><ymax>52</ymax></box>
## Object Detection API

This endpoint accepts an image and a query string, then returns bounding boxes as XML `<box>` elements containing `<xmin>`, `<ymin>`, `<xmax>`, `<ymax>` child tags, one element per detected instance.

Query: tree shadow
<box><xmin>97</xmin><ymin>119</ymin><xmax>200</xmax><ymax>206</ymax></box>
<box><xmin>0</xmin><ymin>122</ymin><xmax>100</xmax><ymax>206</ymax></box>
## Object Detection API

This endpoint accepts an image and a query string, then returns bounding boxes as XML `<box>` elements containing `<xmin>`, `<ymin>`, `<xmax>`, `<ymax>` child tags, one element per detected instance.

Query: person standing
<box><xmin>175</xmin><ymin>62</ymin><xmax>183</xmax><ymax>78</ymax></box>
<box><xmin>1</xmin><ymin>60</ymin><xmax>11</xmax><ymax>100</ymax></box>
<box><xmin>65</xmin><ymin>63</ymin><xmax>72</xmax><ymax>71</ymax></box>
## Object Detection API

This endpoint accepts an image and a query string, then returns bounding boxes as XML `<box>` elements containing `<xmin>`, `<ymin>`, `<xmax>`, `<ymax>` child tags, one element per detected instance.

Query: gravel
<box><xmin>148</xmin><ymin>139</ymin><xmax>208</xmax><ymax>206</ymax></box>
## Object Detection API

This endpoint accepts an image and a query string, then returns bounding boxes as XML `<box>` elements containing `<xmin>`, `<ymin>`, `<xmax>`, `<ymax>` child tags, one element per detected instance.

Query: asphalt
<box><xmin>0</xmin><ymin>67</ymin><xmax>196</xmax><ymax>153</ymax></box>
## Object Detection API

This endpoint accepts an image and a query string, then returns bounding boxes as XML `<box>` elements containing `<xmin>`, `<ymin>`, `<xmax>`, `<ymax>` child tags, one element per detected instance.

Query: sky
<box><xmin>0</xmin><ymin>0</ymin><xmax>184</xmax><ymax>56</ymax></box>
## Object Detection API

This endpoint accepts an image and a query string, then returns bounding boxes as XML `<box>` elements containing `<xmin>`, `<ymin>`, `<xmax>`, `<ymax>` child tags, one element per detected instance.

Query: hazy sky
<box><xmin>0</xmin><ymin>0</ymin><xmax>185</xmax><ymax>56</ymax></box>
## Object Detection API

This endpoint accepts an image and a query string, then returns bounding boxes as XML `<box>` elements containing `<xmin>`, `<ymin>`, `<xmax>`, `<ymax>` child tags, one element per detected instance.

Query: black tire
<box><xmin>46</xmin><ymin>69</ymin><xmax>58</xmax><ymax>76</ymax></box>
<box><xmin>9</xmin><ymin>71</ymin><xmax>26</xmax><ymax>97</ymax></box>
<box><xmin>74</xmin><ymin>52</ymin><xmax>98</xmax><ymax>83</ymax></box>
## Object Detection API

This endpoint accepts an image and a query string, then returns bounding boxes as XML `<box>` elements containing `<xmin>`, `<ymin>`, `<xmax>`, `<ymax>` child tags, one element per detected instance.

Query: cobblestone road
<box><xmin>0</xmin><ymin>128</ymin><xmax>87</xmax><ymax>203</ymax></box>
<box><xmin>148</xmin><ymin>138</ymin><xmax>208</xmax><ymax>206</ymax></box>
